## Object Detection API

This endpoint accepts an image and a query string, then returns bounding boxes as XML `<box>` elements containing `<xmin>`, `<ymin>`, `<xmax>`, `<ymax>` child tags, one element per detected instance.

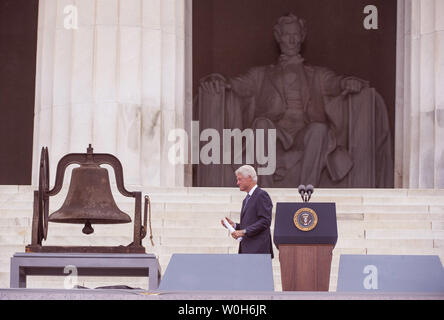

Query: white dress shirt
<box><xmin>247</xmin><ymin>184</ymin><xmax>258</xmax><ymax>197</ymax></box>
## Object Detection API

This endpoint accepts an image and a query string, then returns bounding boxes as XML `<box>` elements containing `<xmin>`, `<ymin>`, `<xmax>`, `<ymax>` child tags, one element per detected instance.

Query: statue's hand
<box><xmin>341</xmin><ymin>77</ymin><xmax>369</xmax><ymax>96</ymax></box>
<box><xmin>199</xmin><ymin>73</ymin><xmax>231</xmax><ymax>95</ymax></box>
<box><xmin>200</xmin><ymin>79</ymin><xmax>227</xmax><ymax>94</ymax></box>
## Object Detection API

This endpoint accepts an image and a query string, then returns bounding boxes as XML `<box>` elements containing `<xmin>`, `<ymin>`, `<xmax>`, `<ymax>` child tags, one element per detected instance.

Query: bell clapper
<box><xmin>82</xmin><ymin>221</ymin><xmax>94</xmax><ymax>235</ymax></box>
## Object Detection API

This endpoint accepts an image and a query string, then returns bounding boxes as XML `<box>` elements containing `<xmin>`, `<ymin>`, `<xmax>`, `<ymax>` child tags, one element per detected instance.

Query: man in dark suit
<box><xmin>221</xmin><ymin>165</ymin><xmax>274</xmax><ymax>258</ymax></box>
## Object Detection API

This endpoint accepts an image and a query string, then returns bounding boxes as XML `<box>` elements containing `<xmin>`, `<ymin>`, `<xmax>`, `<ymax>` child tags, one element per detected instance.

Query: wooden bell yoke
<box><xmin>26</xmin><ymin>145</ymin><xmax>153</xmax><ymax>254</ymax></box>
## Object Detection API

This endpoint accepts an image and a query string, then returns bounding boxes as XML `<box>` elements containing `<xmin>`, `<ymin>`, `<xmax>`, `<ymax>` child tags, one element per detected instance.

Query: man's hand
<box><xmin>231</xmin><ymin>230</ymin><xmax>245</xmax><ymax>240</ymax></box>
<box><xmin>221</xmin><ymin>217</ymin><xmax>235</xmax><ymax>229</ymax></box>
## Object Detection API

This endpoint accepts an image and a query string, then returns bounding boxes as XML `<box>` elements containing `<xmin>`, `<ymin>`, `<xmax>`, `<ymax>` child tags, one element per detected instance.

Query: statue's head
<box><xmin>274</xmin><ymin>13</ymin><xmax>307</xmax><ymax>56</ymax></box>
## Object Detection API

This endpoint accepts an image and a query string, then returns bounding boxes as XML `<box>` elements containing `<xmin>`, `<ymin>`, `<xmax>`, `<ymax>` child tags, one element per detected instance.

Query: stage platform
<box><xmin>0</xmin><ymin>186</ymin><xmax>443</xmax><ymax>291</ymax></box>
<box><xmin>0</xmin><ymin>288</ymin><xmax>443</xmax><ymax>300</ymax></box>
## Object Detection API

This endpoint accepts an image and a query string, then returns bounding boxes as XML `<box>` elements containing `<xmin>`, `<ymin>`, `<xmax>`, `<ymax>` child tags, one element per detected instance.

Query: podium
<box><xmin>273</xmin><ymin>202</ymin><xmax>338</xmax><ymax>291</ymax></box>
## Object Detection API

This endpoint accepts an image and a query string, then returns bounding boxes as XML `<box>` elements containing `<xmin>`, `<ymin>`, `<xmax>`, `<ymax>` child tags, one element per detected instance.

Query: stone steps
<box><xmin>0</xmin><ymin>186</ymin><xmax>443</xmax><ymax>291</ymax></box>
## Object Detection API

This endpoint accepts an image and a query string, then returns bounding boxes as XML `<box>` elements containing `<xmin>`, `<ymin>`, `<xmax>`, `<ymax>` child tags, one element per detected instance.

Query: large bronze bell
<box><xmin>49</xmin><ymin>163</ymin><xmax>131</xmax><ymax>235</ymax></box>
<box><xmin>26</xmin><ymin>145</ymin><xmax>152</xmax><ymax>254</ymax></box>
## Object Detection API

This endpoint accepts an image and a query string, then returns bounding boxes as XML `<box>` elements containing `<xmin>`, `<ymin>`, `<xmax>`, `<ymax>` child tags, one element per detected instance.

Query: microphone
<box><xmin>298</xmin><ymin>185</ymin><xmax>306</xmax><ymax>202</ymax></box>
<box><xmin>306</xmin><ymin>184</ymin><xmax>314</xmax><ymax>202</ymax></box>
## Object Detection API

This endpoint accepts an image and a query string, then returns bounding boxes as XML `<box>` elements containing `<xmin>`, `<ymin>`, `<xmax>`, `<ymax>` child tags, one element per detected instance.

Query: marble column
<box><xmin>32</xmin><ymin>0</ymin><xmax>192</xmax><ymax>187</ymax></box>
<box><xmin>395</xmin><ymin>0</ymin><xmax>444</xmax><ymax>188</ymax></box>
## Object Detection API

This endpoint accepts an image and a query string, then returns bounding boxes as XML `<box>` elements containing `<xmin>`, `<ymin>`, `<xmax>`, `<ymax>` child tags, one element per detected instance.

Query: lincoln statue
<box><xmin>199</xmin><ymin>13</ymin><xmax>393</xmax><ymax>188</ymax></box>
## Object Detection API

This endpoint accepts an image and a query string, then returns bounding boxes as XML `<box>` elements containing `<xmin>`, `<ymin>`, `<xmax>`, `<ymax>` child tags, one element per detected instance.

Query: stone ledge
<box><xmin>0</xmin><ymin>288</ymin><xmax>442</xmax><ymax>300</ymax></box>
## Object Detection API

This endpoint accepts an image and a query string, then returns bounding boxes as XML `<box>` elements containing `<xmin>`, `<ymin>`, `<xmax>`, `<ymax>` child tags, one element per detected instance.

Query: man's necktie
<box><xmin>244</xmin><ymin>194</ymin><xmax>251</xmax><ymax>207</ymax></box>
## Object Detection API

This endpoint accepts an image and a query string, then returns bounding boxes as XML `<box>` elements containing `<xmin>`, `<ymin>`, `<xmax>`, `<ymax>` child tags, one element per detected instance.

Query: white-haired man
<box><xmin>221</xmin><ymin>165</ymin><xmax>274</xmax><ymax>258</ymax></box>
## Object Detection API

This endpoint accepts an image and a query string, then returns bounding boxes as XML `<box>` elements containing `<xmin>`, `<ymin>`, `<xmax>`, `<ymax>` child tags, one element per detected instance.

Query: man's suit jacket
<box><xmin>236</xmin><ymin>187</ymin><xmax>274</xmax><ymax>259</ymax></box>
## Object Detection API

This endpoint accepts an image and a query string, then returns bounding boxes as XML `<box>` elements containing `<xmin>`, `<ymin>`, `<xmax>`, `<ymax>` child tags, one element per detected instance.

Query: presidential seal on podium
<box><xmin>294</xmin><ymin>208</ymin><xmax>318</xmax><ymax>232</ymax></box>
